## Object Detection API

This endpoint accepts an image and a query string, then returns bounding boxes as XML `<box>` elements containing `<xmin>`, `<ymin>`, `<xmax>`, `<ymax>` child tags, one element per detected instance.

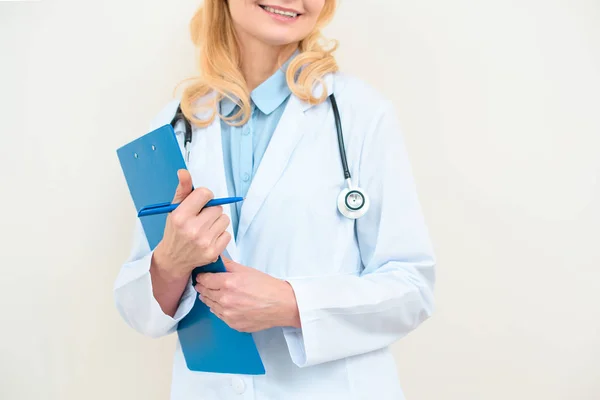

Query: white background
<box><xmin>1</xmin><ymin>0</ymin><xmax>599</xmax><ymax>399</ymax></box>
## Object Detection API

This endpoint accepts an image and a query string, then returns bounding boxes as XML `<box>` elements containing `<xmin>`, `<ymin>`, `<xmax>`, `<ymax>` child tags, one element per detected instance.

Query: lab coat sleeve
<box><xmin>283</xmin><ymin>101</ymin><xmax>436</xmax><ymax>368</ymax></box>
<box><xmin>113</xmin><ymin>218</ymin><xmax>196</xmax><ymax>338</ymax></box>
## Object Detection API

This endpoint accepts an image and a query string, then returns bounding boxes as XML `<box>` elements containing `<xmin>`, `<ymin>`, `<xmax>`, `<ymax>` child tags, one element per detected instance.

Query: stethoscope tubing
<box><xmin>170</xmin><ymin>93</ymin><xmax>369</xmax><ymax>219</ymax></box>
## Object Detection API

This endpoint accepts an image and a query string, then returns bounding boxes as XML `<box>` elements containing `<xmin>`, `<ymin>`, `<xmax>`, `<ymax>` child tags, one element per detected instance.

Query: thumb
<box><xmin>172</xmin><ymin>169</ymin><xmax>193</xmax><ymax>203</ymax></box>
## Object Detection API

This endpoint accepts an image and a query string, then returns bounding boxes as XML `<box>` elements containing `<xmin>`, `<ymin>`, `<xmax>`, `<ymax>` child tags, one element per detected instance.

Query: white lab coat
<box><xmin>114</xmin><ymin>71</ymin><xmax>436</xmax><ymax>400</ymax></box>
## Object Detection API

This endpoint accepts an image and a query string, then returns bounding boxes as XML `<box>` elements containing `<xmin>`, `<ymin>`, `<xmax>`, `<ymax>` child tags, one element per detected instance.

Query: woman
<box><xmin>114</xmin><ymin>1</ymin><xmax>436</xmax><ymax>399</ymax></box>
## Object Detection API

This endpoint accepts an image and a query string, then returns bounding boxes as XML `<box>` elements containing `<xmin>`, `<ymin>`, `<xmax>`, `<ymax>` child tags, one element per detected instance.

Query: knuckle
<box><xmin>222</xmin><ymin>308</ymin><xmax>233</xmax><ymax>320</ymax></box>
<box><xmin>198</xmin><ymin>205</ymin><xmax>220</xmax><ymax>220</ymax></box>
<box><xmin>171</xmin><ymin>213</ymin><xmax>186</xmax><ymax>228</ymax></box>
<box><xmin>197</xmin><ymin>236</ymin><xmax>212</xmax><ymax>250</ymax></box>
<box><xmin>199</xmin><ymin>275</ymin><xmax>211</xmax><ymax>288</ymax></box>
<box><xmin>219</xmin><ymin>294</ymin><xmax>232</xmax><ymax>307</ymax></box>
<box><xmin>222</xmin><ymin>232</ymin><xmax>232</xmax><ymax>244</ymax></box>
<box><xmin>204</xmin><ymin>248</ymin><xmax>218</xmax><ymax>262</ymax></box>
<box><xmin>187</xmin><ymin>224</ymin><xmax>200</xmax><ymax>239</ymax></box>
<box><xmin>219</xmin><ymin>295</ymin><xmax>229</xmax><ymax>307</ymax></box>
<box><xmin>198</xmin><ymin>187</ymin><xmax>214</xmax><ymax>200</ymax></box>
<box><xmin>223</xmin><ymin>277</ymin><xmax>236</xmax><ymax>290</ymax></box>
<box><xmin>207</xmin><ymin>206</ymin><xmax>223</xmax><ymax>217</ymax></box>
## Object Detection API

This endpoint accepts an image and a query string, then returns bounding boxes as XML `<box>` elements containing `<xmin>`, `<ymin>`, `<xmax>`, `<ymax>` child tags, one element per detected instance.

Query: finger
<box><xmin>174</xmin><ymin>187</ymin><xmax>214</xmax><ymax>217</ymax></box>
<box><xmin>195</xmin><ymin>205</ymin><xmax>224</xmax><ymax>228</ymax></box>
<box><xmin>210</xmin><ymin>307</ymin><xmax>226</xmax><ymax>321</ymax></box>
<box><xmin>195</xmin><ymin>283</ymin><xmax>220</xmax><ymax>301</ymax></box>
<box><xmin>209</xmin><ymin>213</ymin><xmax>230</xmax><ymax>237</ymax></box>
<box><xmin>171</xmin><ymin>169</ymin><xmax>193</xmax><ymax>203</ymax></box>
<box><xmin>222</xmin><ymin>257</ymin><xmax>245</xmax><ymax>273</ymax></box>
<box><xmin>212</xmin><ymin>231</ymin><xmax>232</xmax><ymax>257</ymax></box>
<box><xmin>196</xmin><ymin>272</ymin><xmax>227</xmax><ymax>290</ymax></box>
<box><xmin>199</xmin><ymin>293</ymin><xmax>224</xmax><ymax>315</ymax></box>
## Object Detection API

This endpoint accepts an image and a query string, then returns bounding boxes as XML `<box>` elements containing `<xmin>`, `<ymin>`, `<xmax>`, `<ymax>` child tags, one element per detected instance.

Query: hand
<box><xmin>195</xmin><ymin>257</ymin><xmax>301</xmax><ymax>333</ymax></box>
<box><xmin>152</xmin><ymin>169</ymin><xmax>232</xmax><ymax>280</ymax></box>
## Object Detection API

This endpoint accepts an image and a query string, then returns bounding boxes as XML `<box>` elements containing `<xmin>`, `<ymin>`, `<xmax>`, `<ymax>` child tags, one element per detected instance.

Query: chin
<box><xmin>261</xmin><ymin>36</ymin><xmax>301</xmax><ymax>47</ymax></box>
<box><xmin>256</xmin><ymin>28</ymin><xmax>304</xmax><ymax>47</ymax></box>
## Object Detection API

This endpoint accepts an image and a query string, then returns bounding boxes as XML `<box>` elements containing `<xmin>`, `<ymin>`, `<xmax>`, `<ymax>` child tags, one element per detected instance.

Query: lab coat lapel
<box><xmin>190</xmin><ymin>115</ymin><xmax>240</xmax><ymax>262</ymax></box>
<box><xmin>236</xmin><ymin>95</ymin><xmax>307</xmax><ymax>242</ymax></box>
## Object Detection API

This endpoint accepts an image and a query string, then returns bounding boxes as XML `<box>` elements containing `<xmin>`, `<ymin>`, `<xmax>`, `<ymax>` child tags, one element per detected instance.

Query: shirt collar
<box><xmin>220</xmin><ymin>50</ymin><xmax>297</xmax><ymax>117</ymax></box>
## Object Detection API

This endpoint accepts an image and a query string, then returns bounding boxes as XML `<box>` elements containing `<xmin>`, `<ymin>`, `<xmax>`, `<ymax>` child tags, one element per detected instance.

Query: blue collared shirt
<box><xmin>219</xmin><ymin>58</ymin><xmax>293</xmax><ymax>240</ymax></box>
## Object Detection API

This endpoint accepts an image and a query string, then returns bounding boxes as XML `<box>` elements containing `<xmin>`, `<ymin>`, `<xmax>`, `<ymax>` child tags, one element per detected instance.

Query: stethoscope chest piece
<box><xmin>337</xmin><ymin>180</ymin><xmax>370</xmax><ymax>219</ymax></box>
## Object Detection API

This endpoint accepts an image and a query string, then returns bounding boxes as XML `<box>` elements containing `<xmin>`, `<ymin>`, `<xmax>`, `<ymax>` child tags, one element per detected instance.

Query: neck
<box><xmin>237</xmin><ymin>35</ymin><xmax>297</xmax><ymax>92</ymax></box>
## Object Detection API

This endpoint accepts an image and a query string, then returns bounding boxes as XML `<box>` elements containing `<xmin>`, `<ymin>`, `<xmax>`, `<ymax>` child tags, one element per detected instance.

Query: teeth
<box><xmin>263</xmin><ymin>6</ymin><xmax>298</xmax><ymax>18</ymax></box>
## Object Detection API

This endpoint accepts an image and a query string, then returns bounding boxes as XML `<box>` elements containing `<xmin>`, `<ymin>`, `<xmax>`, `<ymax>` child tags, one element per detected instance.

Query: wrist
<box><xmin>151</xmin><ymin>244</ymin><xmax>189</xmax><ymax>283</ymax></box>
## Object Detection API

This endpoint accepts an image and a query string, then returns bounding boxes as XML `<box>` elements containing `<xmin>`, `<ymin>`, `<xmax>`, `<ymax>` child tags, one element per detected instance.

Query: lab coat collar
<box><xmin>299</xmin><ymin>72</ymin><xmax>335</xmax><ymax>112</ymax></box>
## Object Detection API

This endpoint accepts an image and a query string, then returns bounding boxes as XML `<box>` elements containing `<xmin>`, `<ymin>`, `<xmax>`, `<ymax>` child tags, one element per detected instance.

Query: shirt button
<box><xmin>242</xmin><ymin>173</ymin><xmax>250</xmax><ymax>182</ymax></box>
<box><xmin>231</xmin><ymin>377</ymin><xmax>246</xmax><ymax>394</ymax></box>
<box><xmin>243</xmin><ymin>128</ymin><xmax>250</xmax><ymax>136</ymax></box>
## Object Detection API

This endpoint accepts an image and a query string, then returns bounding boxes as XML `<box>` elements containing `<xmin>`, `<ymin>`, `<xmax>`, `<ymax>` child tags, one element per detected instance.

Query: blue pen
<box><xmin>138</xmin><ymin>196</ymin><xmax>244</xmax><ymax>217</ymax></box>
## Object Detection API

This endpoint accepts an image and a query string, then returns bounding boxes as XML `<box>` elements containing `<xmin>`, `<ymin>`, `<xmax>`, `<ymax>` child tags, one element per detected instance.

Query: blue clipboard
<box><xmin>116</xmin><ymin>124</ymin><xmax>265</xmax><ymax>375</ymax></box>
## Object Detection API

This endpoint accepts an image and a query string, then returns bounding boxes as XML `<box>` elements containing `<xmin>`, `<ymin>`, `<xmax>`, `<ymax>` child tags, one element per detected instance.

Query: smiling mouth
<box><xmin>259</xmin><ymin>4</ymin><xmax>301</xmax><ymax>19</ymax></box>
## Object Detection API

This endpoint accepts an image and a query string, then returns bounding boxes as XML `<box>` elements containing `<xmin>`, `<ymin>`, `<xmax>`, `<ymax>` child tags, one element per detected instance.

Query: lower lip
<box><xmin>260</xmin><ymin>6</ymin><xmax>300</xmax><ymax>22</ymax></box>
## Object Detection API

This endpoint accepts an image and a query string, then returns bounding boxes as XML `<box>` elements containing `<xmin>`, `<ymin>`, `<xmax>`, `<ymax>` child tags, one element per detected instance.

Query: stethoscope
<box><xmin>170</xmin><ymin>93</ymin><xmax>369</xmax><ymax>219</ymax></box>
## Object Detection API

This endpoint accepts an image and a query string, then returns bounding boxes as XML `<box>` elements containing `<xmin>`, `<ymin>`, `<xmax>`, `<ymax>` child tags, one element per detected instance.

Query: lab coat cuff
<box><xmin>114</xmin><ymin>250</ymin><xmax>196</xmax><ymax>337</ymax></box>
<box><xmin>281</xmin><ymin>276</ymin><xmax>337</xmax><ymax>368</ymax></box>
<box><xmin>171</xmin><ymin>276</ymin><xmax>197</xmax><ymax>322</ymax></box>
<box><xmin>282</xmin><ymin>326</ymin><xmax>307</xmax><ymax>367</ymax></box>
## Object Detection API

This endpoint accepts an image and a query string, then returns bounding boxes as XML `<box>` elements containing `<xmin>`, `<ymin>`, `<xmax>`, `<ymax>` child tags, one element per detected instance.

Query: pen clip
<box><xmin>137</xmin><ymin>202</ymin><xmax>174</xmax><ymax>217</ymax></box>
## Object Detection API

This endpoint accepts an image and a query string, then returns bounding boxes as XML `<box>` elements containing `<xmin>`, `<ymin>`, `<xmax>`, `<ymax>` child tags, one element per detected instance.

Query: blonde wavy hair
<box><xmin>176</xmin><ymin>0</ymin><xmax>339</xmax><ymax>128</ymax></box>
